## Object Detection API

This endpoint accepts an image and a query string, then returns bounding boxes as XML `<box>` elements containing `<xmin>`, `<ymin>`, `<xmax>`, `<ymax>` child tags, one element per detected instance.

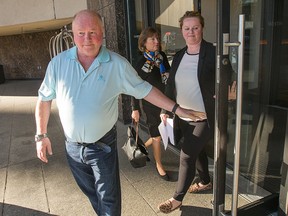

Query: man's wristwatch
<box><xmin>35</xmin><ymin>133</ymin><xmax>48</xmax><ymax>142</ymax></box>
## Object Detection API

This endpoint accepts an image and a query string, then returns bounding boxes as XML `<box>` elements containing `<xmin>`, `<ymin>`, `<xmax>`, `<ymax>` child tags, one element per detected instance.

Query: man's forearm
<box><xmin>144</xmin><ymin>87</ymin><xmax>175</xmax><ymax>113</ymax></box>
<box><xmin>35</xmin><ymin>100</ymin><xmax>52</xmax><ymax>134</ymax></box>
<box><xmin>144</xmin><ymin>87</ymin><xmax>207</xmax><ymax>122</ymax></box>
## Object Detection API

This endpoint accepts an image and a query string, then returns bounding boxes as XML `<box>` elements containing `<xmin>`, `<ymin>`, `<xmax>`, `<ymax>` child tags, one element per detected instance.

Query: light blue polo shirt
<box><xmin>38</xmin><ymin>46</ymin><xmax>152</xmax><ymax>143</ymax></box>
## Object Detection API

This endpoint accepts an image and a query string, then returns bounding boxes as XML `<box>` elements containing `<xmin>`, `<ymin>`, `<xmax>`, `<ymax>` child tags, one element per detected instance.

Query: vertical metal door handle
<box><xmin>231</xmin><ymin>14</ymin><xmax>245</xmax><ymax>216</ymax></box>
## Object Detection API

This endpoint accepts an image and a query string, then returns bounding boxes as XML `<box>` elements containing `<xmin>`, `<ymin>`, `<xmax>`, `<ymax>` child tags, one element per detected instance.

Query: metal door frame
<box><xmin>213</xmin><ymin>1</ymin><xmax>245</xmax><ymax>216</ymax></box>
<box><xmin>213</xmin><ymin>0</ymin><xmax>231</xmax><ymax>215</ymax></box>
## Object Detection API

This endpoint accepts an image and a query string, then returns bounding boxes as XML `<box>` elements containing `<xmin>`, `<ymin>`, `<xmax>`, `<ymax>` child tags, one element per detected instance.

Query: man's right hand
<box><xmin>176</xmin><ymin>107</ymin><xmax>207</xmax><ymax>122</ymax></box>
<box><xmin>36</xmin><ymin>138</ymin><xmax>53</xmax><ymax>163</ymax></box>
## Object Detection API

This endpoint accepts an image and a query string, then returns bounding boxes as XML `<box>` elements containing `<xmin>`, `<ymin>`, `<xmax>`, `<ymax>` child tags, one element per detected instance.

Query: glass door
<box><xmin>125</xmin><ymin>0</ymin><xmax>195</xmax><ymax>134</ymax></box>
<box><xmin>125</xmin><ymin>0</ymin><xmax>146</xmax><ymax>67</ymax></box>
<box><xmin>213</xmin><ymin>0</ymin><xmax>288</xmax><ymax>215</ymax></box>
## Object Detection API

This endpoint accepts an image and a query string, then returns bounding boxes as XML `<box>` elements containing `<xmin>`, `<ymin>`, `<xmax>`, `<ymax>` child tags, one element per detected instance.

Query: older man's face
<box><xmin>72</xmin><ymin>12</ymin><xmax>103</xmax><ymax>58</ymax></box>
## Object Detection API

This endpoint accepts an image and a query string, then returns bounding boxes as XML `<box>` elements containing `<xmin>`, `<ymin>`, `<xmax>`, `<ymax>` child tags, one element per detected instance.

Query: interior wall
<box><xmin>155</xmin><ymin>0</ymin><xmax>194</xmax><ymax>28</ymax></box>
<box><xmin>201</xmin><ymin>0</ymin><xmax>216</xmax><ymax>43</ymax></box>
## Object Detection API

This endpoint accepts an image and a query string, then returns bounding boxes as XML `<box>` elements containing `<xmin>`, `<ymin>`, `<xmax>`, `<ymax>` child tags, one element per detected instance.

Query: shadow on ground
<box><xmin>1</xmin><ymin>203</ymin><xmax>57</xmax><ymax>216</ymax></box>
<box><xmin>180</xmin><ymin>205</ymin><xmax>212</xmax><ymax>215</ymax></box>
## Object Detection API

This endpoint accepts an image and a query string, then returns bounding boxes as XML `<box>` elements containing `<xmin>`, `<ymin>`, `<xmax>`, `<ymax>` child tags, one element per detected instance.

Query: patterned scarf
<box><xmin>142</xmin><ymin>50</ymin><xmax>166</xmax><ymax>74</ymax></box>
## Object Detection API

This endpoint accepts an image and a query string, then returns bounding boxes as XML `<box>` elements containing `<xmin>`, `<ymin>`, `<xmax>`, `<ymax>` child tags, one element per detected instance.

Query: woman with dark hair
<box><xmin>131</xmin><ymin>27</ymin><xmax>171</xmax><ymax>181</ymax></box>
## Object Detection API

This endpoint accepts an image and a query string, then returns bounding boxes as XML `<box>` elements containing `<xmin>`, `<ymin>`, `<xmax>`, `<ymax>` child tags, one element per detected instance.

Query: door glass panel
<box><xmin>126</xmin><ymin>0</ymin><xmax>144</xmax><ymax>67</ymax></box>
<box><xmin>227</xmin><ymin>0</ymin><xmax>288</xmax><ymax>204</ymax></box>
<box><xmin>154</xmin><ymin>0</ymin><xmax>194</xmax><ymax>64</ymax></box>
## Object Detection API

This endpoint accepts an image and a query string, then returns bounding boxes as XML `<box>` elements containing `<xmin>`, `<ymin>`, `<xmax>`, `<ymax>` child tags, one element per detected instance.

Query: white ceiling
<box><xmin>0</xmin><ymin>18</ymin><xmax>73</xmax><ymax>37</ymax></box>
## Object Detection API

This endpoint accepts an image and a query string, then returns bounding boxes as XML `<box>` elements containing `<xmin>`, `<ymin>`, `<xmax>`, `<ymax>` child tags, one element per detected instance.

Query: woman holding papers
<box><xmin>131</xmin><ymin>27</ymin><xmax>171</xmax><ymax>181</ymax></box>
<box><xmin>157</xmin><ymin>11</ymin><xmax>216</xmax><ymax>213</ymax></box>
<box><xmin>157</xmin><ymin>11</ymin><xmax>236</xmax><ymax>213</ymax></box>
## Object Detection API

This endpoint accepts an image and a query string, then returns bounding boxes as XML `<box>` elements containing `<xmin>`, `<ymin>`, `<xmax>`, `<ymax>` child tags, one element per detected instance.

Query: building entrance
<box><xmin>125</xmin><ymin>0</ymin><xmax>288</xmax><ymax>215</ymax></box>
<box><xmin>212</xmin><ymin>0</ymin><xmax>288</xmax><ymax>215</ymax></box>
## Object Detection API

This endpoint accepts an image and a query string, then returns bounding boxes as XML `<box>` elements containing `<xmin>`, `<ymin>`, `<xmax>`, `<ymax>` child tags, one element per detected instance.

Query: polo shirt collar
<box><xmin>68</xmin><ymin>46</ymin><xmax>110</xmax><ymax>63</ymax></box>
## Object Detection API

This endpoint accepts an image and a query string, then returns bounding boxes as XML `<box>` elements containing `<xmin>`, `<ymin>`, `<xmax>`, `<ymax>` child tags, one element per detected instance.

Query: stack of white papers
<box><xmin>158</xmin><ymin>118</ymin><xmax>174</xmax><ymax>150</ymax></box>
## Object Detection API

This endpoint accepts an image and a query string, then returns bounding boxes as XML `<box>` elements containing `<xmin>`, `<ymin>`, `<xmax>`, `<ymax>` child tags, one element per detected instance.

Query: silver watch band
<box><xmin>35</xmin><ymin>133</ymin><xmax>48</xmax><ymax>142</ymax></box>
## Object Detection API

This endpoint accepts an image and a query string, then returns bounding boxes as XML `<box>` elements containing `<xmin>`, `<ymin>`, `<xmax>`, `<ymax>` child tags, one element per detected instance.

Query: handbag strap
<box><xmin>134</xmin><ymin>121</ymin><xmax>139</xmax><ymax>145</ymax></box>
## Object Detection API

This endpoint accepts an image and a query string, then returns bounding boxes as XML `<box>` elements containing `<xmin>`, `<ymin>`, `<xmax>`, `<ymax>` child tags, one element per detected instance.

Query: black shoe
<box><xmin>156</xmin><ymin>167</ymin><xmax>169</xmax><ymax>181</ymax></box>
<box><xmin>146</xmin><ymin>156</ymin><xmax>151</xmax><ymax>162</ymax></box>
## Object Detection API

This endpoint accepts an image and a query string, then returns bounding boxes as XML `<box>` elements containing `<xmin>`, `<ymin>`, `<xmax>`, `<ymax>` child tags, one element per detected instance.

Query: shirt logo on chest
<box><xmin>97</xmin><ymin>74</ymin><xmax>105</xmax><ymax>82</ymax></box>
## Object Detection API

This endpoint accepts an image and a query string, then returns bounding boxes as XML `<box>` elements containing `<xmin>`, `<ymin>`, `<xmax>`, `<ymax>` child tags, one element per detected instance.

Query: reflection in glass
<box><xmin>154</xmin><ymin>0</ymin><xmax>193</xmax><ymax>59</ymax></box>
<box><xmin>227</xmin><ymin>0</ymin><xmax>288</xmax><ymax>204</ymax></box>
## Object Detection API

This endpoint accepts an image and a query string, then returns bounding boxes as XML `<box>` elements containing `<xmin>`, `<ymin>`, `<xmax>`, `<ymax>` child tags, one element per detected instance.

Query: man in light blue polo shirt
<box><xmin>35</xmin><ymin>9</ymin><xmax>206</xmax><ymax>216</ymax></box>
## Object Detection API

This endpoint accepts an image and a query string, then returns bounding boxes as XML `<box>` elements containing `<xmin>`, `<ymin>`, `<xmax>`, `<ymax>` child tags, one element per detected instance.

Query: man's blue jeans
<box><xmin>65</xmin><ymin>126</ymin><xmax>121</xmax><ymax>216</ymax></box>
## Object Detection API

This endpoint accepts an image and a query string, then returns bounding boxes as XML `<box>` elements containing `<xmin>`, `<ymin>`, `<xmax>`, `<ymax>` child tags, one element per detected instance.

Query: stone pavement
<box><xmin>0</xmin><ymin>80</ymin><xmax>220</xmax><ymax>216</ymax></box>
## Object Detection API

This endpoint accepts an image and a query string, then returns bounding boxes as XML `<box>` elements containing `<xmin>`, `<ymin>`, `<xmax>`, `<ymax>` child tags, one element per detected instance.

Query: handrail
<box><xmin>231</xmin><ymin>14</ymin><xmax>245</xmax><ymax>216</ymax></box>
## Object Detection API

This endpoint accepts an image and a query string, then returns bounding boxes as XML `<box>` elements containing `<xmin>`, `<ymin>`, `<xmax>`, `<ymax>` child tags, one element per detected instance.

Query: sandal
<box><xmin>158</xmin><ymin>199</ymin><xmax>182</xmax><ymax>214</ymax></box>
<box><xmin>188</xmin><ymin>182</ymin><xmax>212</xmax><ymax>193</ymax></box>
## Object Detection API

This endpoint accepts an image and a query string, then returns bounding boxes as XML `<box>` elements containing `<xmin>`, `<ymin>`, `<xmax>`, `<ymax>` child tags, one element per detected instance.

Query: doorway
<box><xmin>125</xmin><ymin>0</ymin><xmax>288</xmax><ymax>214</ymax></box>
<box><xmin>212</xmin><ymin>0</ymin><xmax>288</xmax><ymax>215</ymax></box>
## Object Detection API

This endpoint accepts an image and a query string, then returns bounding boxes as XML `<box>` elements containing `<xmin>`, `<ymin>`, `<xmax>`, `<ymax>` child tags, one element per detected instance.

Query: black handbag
<box><xmin>122</xmin><ymin>122</ymin><xmax>148</xmax><ymax>168</ymax></box>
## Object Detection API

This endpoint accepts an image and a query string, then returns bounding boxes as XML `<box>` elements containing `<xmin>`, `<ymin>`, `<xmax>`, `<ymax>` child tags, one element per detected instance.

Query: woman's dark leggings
<box><xmin>173</xmin><ymin>119</ymin><xmax>212</xmax><ymax>201</ymax></box>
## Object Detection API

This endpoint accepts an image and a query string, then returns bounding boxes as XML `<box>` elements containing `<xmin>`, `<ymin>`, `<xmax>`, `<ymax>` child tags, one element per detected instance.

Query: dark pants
<box><xmin>65</xmin><ymin>126</ymin><xmax>121</xmax><ymax>216</ymax></box>
<box><xmin>173</xmin><ymin>120</ymin><xmax>212</xmax><ymax>201</ymax></box>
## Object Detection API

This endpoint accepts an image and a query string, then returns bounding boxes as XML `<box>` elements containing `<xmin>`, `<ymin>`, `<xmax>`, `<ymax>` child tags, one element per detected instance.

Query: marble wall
<box><xmin>87</xmin><ymin>0</ymin><xmax>127</xmax><ymax>57</ymax></box>
<box><xmin>0</xmin><ymin>31</ymin><xmax>54</xmax><ymax>79</ymax></box>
